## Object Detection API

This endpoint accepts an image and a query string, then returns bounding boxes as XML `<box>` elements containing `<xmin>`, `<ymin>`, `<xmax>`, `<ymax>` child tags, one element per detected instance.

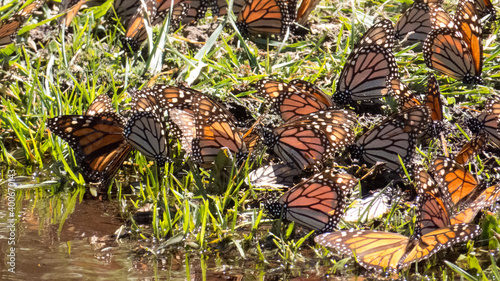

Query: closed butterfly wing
<box><xmin>247</xmin><ymin>163</ymin><xmax>299</xmax><ymax>188</ymax></box>
<box><xmin>154</xmin><ymin>0</ymin><xmax>189</xmax><ymax>30</ymax></box>
<box><xmin>236</xmin><ymin>0</ymin><xmax>296</xmax><ymax>36</ymax></box>
<box><xmin>180</xmin><ymin>0</ymin><xmax>213</xmax><ymax>25</ymax></box>
<box><xmin>0</xmin><ymin>16</ymin><xmax>24</xmax><ymax>47</ymax></box>
<box><xmin>289</xmin><ymin>79</ymin><xmax>334</xmax><ymax>107</ymax></box>
<box><xmin>295</xmin><ymin>0</ymin><xmax>321</xmax><ymax>25</ymax></box>
<box><xmin>454</xmin><ymin>0</ymin><xmax>483</xmax><ymax>78</ymax></box>
<box><xmin>256</xmin><ymin>79</ymin><xmax>332</xmax><ymax>122</ymax></box>
<box><xmin>263</xmin><ymin>125</ymin><xmax>334</xmax><ymax>170</ymax></box>
<box><xmin>264</xmin><ymin>110</ymin><xmax>355</xmax><ymax>169</ymax></box>
<box><xmin>123</xmin><ymin>0</ymin><xmax>157</xmax><ymax>50</ymax></box>
<box><xmin>399</xmin><ymin>224</ymin><xmax>481</xmax><ymax>270</ymax></box>
<box><xmin>315</xmin><ymin>229</ymin><xmax>410</xmax><ymax>273</ymax></box>
<box><xmin>415</xmin><ymin>169</ymin><xmax>452</xmax><ymax>236</ymax></box>
<box><xmin>124</xmin><ymin>111</ymin><xmax>170</xmax><ymax>166</ymax></box>
<box><xmin>395</xmin><ymin>2</ymin><xmax>431</xmax><ymax>42</ymax></box>
<box><xmin>285</xmin><ymin>110</ymin><xmax>356</xmax><ymax>148</ymax></box>
<box><xmin>432</xmin><ymin>157</ymin><xmax>478</xmax><ymax>206</ymax></box>
<box><xmin>351</xmin><ymin>106</ymin><xmax>430</xmax><ymax>171</ymax></box>
<box><xmin>356</xmin><ymin>19</ymin><xmax>395</xmax><ymax>49</ymax></box>
<box><xmin>388</xmin><ymin>78</ymin><xmax>421</xmax><ymax>110</ymax></box>
<box><xmin>477</xmin><ymin>99</ymin><xmax>500</xmax><ymax>147</ymax></box>
<box><xmin>86</xmin><ymin>94</ymin><xmax>115</xmax><ymax>116</ymax></box>
<box><xmin>266</xmin><ymin>171</ymin><xmax>357</xmax><ymax>233</ymax></box>
<box><xmin>192</xmin><ymin>115</ymin><xmax>247</xmax><ymax>167</ymax></box>
<box><xmin>475</xmin><ymin>0</ymin><xmax>496</xmax><ymax>20</ymax></box>
<box><xmin>114</xmin><ymin>0</ymin><xmax>143</xmax><ymax>24</ymax></box>
<box><xmin>47</xmin><ymin>112</ymin><xmax>132</xmax><ymax>192</ymax></box>
<box><xmin>423</xmin><ymin>27</ymin><xmax>482</xmax><ymax>84</ymax></box>
<box><xmin>425</xmin><ymin>75</ymin><xmax>443</xmax><ymax>123</ymax></box>
<box><xmin>455</xmin><ymin>132</ymin><xmax>487</xmax><ymax>165</ymax></box>
<box><xmin>395</xmin><ymin>1</ymin><xmax>454</xmax><ymax>42</ymax></box>
<box><xmin>333</xmin><ymin>45</ymin><xmax>399</xmax><ymax>105</ymax></box>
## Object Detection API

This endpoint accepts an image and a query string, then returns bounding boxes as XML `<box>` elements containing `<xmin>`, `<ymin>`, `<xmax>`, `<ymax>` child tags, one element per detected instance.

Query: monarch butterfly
<box><xmin>46</xmin><ymin>95</ymin><xmax>132</xmax><ymax>193</ymax></box>
<box><xmin>0</xmin><ymin>0</ymin><xmax>45</xmax><ymax>47</ymax></box>
<box><xmin>421</xmin><ymin>74</ymin><xmax>445</xmax><ymax>138</ymax></box>
<box><xmin>192</xmin><ymin>114</ymin><xmax>248</xmax><ymax>167</ymax></box>
<box><xmin>455</xmin><ymin>0</ymin><xmax>483</xmax><ymax>77</ymax></box>
<box><xmin>467</xmin><ymin>99</ymin><xmax>500</xmax><ymax>147</ymax></box>
<box><xmin>333</xmin><ymin>40</ymin><xmax>399</xmax><ymax>105</ymax></box>
<box><xmin>236</xmin><ymin>0</ymin><xmax>297</xmax><ymax>36</ymax></box>
<box><xmin>295</xmin><ymin>0</ymin><xmax>320</xmax><ymax>26</ymax></box>
<box><xmin>432</xmin><ymin>156</ymin><xmax>478</xmax><ymax>206</ymax></box>
<box><xmin>349</xmin><ymin>106</ymin><xmax>430</xmax><ymax>171</ymax></box>
<box><xmin>123</xmin><ymin>0</ymin><xmax>190</xmax><ymax>50</ymax></box>
<box><xmin>255</xmin><ymin>79</ymin><xmax>333</xmax><ymax>123</ymax></box>
<box><xmin>387</xmin><ymin>78</ymin><xmax>421</xmax><ymax>110</ymax></box>
<box><xmin>423</xmin><ymin>0</ymin><xmax>483</xmax><ymax>84</ymax></box>
<box><xmin>262</xmin><ymin>110</ymin><xmax>356</xmax><ymax>170</ymax></box>
<box><xmin>124</xmin><ymin>111</ymin><xmax>170</xmax><ymax>166</ymax></box>
<box><xmin>247</xmin><ymin>163</ymin><xmax>299</xmax><ymax>188</ymax></box>
<box><xmin>419</xmin><ymin>166</ymin><xmax>499</xmax><ymax>225</ymax></box>
<box><xmin>425</xmin><ymin>75</ymin><xmax>443</xmax><ymax>124</ymax></box>
<box><xmin>314</xmin><ymin>223</ymin><xmax>481</xmax><ymax>273</ymax></box>
<box><xmin>123</xmin><ymin>0</ymin><xmax>157</xmax><ymax>49</ymax></box>
<box><xmin>265</xmin><ymin>171</ymin><xmax>358</xmax><ymax>233</ymax></box>
<box><xmin>455</xmin><ymin>132</ymin><xmax>487</xmax><ymax>165</ymax></box>
<box><xmin>395</xmin><ymin>1</ymin><xmax>455</xmax><ymax>42</ymax></box>
<box><xmin>423</xmin><ymin>27</ymin><xmax>481</xmax><ymax>84</ymax></box>
<box><xmin>416</xmin><ymin>169</ymin><xmax>453</xmax><ymax>235</ymax></box>
<box><xmin>450</xmin><ymin>184</ymin><xmax>500</xmax><ymax>224</ymax></box>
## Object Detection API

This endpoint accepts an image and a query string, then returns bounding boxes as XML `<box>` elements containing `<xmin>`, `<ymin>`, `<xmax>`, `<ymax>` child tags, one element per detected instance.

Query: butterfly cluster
<box><xmin>38</xmin><ymin>0</ymin><xmax>500</xmax><ymax>275</ymax></box>
<box><xmin>0</xmin><ymin>0</ymin><xmax>325</xmax><ymax>51</ymax></box>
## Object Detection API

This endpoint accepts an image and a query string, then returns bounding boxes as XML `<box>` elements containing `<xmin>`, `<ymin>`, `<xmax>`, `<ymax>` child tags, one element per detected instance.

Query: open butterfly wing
<box><xmin>315</xmin><ymin>230</ymin><xmax>409</xmax><ymax>273</ymax></box>
<box><xmin>433</xmin><ymin>157</ymin><xmax>478</xmax><ymax>206</ymax></box>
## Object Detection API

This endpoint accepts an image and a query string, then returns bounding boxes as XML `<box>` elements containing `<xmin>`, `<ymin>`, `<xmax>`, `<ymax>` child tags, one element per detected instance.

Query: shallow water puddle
<box><xmin>0</xmin><ymin>171</ymin><xmax>354</xmax><ymax>280</ymax></box>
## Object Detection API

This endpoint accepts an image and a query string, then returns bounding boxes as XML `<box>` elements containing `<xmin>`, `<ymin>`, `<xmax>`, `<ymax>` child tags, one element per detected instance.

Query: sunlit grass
<box><xmin>1</xmin><ymin>0</ymin><xmax>500</xmax><ymax>278</ymax></box>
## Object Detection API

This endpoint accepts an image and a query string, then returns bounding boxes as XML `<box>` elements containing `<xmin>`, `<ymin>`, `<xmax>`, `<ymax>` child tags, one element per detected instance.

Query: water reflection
<box><xmin>0</xmin><ymin>173</ymin><xmax>359</xmax><ymax>280</ymax></box>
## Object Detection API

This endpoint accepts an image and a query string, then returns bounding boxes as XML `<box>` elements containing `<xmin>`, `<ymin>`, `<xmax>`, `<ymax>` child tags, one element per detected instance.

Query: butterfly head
<box><xmin>463</xmin><ymin>74</ymin><xmax>484</xmax><ymax>85</ymax></box>
<box><xmin>264</xmin><ymin>200</ymin><xmax>286</xmax><ymax>220</ymax></box>
<box><xmin>332</xmin><ymin>90</ymin><xmax>353</xmax><ymax>106</ymax></box>
<box><xmin>122</xmin><ymin>37</ymin><xmax>140</xmax><ymax>53</ymax></box>
<box><xmin>260</xmin><ymin>126</ymin><xmax>278</xmax><ymax>147</ymax></box>
<box><xmin>466</xmin><ymin>117</ymin><xmax>483</xmax><ymax>134</ymax></box>
<box><xmin>348</xmin><ymin>144</ymin><xmax>363</xmax><ymax>161</ymax></box>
